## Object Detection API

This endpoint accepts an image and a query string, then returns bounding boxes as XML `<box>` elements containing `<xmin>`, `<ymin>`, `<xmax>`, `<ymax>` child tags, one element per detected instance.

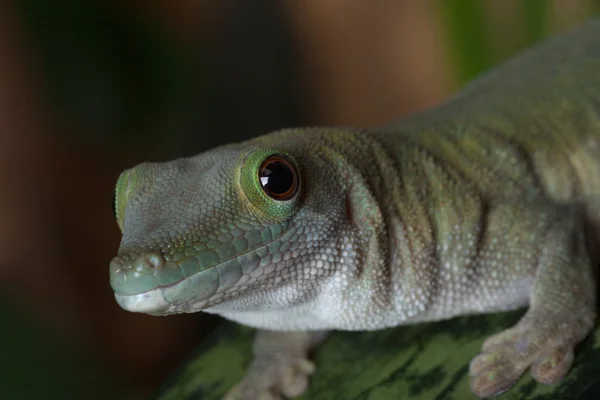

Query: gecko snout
<box><xmin>112</xmin><ymin>251</ymin><xmax>166</xmax><ymax>272</ymax></box>
<box><xmin>109</xmin><ymin>251</ymin><xmax>169</xmax><ymax>295</ymax></box>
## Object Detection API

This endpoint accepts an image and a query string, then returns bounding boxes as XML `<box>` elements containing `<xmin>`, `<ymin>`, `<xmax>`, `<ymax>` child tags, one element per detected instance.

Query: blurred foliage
<box><xmin>438</xmin><ymin>0</ymin><xmax>551</xmax><ymax>85</ymax></box>
<box><xmin>0</xmin><ymin>299</ymin><xmax>123</xmax><ymax>400</ymax></box>
<box><xmin>522</xmin><ymin>1</ymin><xmax>551</xmax><ymax>43</ymax></box>
<box><xmin>439</xmin><ymin>0</ymin><xmax>599</xmax><ymax>85</ymax></box>
<box><xmin>15</xmin><ymin>0</ymin><xmax>305</xmax><ymax>159</ymax></box>
<box><xmin>438</xmin><ymin>0</ymin><xmax>494</xmax><ymax>85</ymax></box>
<box><xmin>17</xmin><ymin>0</ymin><xmax>199</xmax><ymax>148</ymax></box>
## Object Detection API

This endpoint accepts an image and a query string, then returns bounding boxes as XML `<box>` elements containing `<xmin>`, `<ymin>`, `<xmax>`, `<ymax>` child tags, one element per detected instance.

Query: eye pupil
<box><xmin>259</xmin><ymin>155</ymin><xmax>298</xmax><ymax>200</ymax></box>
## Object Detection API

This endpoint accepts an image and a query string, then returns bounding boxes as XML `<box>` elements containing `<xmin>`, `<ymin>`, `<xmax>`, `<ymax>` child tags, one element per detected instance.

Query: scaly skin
<box><xmin>110</xmin><ymin>20</ymin><xmax>600</xmax><ymax>399</ymax></box>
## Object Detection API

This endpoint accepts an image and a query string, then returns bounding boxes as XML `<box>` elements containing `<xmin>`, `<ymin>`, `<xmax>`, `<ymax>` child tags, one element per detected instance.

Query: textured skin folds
<box><xmin>111</xmin><ymin>20</ymin><xmax>600</xmax><ymax>399</ymax></box>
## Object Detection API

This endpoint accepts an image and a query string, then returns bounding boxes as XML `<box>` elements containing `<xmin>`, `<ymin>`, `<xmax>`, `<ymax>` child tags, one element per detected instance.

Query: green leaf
<box><xmin>154</xmin><ymin>310</ymin><xmax>600</xmax><ymax>399</ymax></box>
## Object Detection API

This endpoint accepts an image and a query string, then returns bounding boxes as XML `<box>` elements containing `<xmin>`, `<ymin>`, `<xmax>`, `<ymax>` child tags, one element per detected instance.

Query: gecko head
<box><xmin>109</xmin><ymin>129</ymin><xmax>355</xmax><ymax>316</ymax></box>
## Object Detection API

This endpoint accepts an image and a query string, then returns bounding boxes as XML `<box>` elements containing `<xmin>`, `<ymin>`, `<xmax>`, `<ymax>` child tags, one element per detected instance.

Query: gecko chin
<box><xmin>114</xmin><ymin>285</ymin><xmax>213</xmax><ymax>316</ymax></box>
<box><xmin>114</xmin><ymin>288</ymin><xmax>172</xmax><ymax>314</ymax></box>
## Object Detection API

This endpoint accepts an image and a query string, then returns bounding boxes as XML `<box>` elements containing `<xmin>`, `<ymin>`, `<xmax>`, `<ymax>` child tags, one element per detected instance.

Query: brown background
<box><xmin>0</xmin><ymin>1</ymin><xmax>598</xmax><ymax>399</ymax></box>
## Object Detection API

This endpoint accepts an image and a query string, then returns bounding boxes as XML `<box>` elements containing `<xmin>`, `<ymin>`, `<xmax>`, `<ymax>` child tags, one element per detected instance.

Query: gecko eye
<box><xmin>258</xmin><ymin>154</ymin><xmax>298</xmax><ymax>201</ymax></box>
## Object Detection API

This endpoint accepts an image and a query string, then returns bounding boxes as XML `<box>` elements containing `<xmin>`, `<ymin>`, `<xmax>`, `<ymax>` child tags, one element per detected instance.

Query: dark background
<box><xmin>1</xmin><ymin>1</ymin><xmax>599</xmax><ymax>399</ymax></box>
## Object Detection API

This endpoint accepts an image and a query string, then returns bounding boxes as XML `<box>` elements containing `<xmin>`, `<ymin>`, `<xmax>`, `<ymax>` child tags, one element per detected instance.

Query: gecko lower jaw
<box><xmin>114</xmin><ymin>287</ymin><xmax>171</xmax><ymax>314</ymax></box>
<box><xmin>114</xmin><ymin>266</ymin><xmax>216</xmax><ymax>315</ymax></box>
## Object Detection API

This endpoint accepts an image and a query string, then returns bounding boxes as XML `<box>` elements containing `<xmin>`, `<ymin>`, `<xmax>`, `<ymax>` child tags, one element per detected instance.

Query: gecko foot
<box><xmin>223</xmin><ymin>354</ymin><xmax>315</xmax><ymax>400</ymax></box>
<box><xmin>468</xmin><ymin>319</ymin><xmax>579</xmax><ymax>398</ymax></box>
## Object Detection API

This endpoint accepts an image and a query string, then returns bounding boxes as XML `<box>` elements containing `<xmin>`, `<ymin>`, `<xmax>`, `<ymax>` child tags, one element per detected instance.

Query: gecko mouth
<box><xmin>114</xmin><ymin>261</ymin><xmax>221</xmax><ymax>315</ymax></box>
<box><xmin>112</xmin><ymin>223</ymin><xmax>298</xmax><ymax>315</ymax></box>
<box><xmin>111</xmin><ymin>221</ymin><xmax>294</xmax><ymax>297</ymax></box>
<box><xmin>114</xmin><ymin>287</ymin><xmax>171</xmax><ymax>314</ymax></box>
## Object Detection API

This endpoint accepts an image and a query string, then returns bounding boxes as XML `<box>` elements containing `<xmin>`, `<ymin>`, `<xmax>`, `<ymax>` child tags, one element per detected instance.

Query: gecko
<box><xmin>109</xmin><ymin>19</ymin><xmax>600</xmax><ymax>399</ymax></box>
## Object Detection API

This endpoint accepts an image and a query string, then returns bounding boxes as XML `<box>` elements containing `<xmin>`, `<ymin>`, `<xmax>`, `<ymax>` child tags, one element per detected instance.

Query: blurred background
<box><xmin>1</xmin><ymin>1</ymin><xmax>600</xmax><ymax>399</ymax></box>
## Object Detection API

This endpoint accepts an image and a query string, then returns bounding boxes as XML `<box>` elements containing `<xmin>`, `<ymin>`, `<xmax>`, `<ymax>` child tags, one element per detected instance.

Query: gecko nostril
<box><xmin>133</xmin><ymin>252</ymin><xmax>166</xmax><ymax>272</ymax></box>
<box><xmin>146</xmin><ymin>253</ymin><xmax>166</xmax><ymax>269</ymax></box>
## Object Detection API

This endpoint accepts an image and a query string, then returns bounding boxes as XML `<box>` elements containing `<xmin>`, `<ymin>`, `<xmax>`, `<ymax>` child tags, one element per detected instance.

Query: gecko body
<box><xmin>110</xmin><ymin>20</ymin><xmax>600</xmax><ymax>398</ymax></box>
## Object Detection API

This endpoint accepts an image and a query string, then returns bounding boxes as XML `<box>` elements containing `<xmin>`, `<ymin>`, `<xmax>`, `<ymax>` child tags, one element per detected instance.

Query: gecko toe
<box><xmin>469</xmin><ymin>349</ymin><xmax>528</xmax><ymax>398</ymax></box>
<box><xmin>470</xmin><ymin>362</ymin><xmax>525</xmax><ymax>398</ymax></box>
<box><xmin>469</xmin><ymin>321</ymin><xmax>578</xmax><ymax>398</ymax></box>
<box><xmin>280</xmin><ymin>359</ymin><xmax>315</xmax><ymax>398</ymax></box>
<box><xmin>224</xmin><ymin>356</ymin><xmax>314</xmax><ymax>400</ymax></box>
<box><xmin>531</xmin><ymin>346</ymin><xmax>573</xmax><ymax>385</ymax></box>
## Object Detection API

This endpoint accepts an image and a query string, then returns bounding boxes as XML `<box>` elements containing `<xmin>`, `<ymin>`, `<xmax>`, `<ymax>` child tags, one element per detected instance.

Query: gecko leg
<box><xmin>224</xmin><ymin>330</ymin><xmax>328</xmax><ymax>400</ymax></box>
<box><xmin>469</xmin><ymin>218</ymin><xmax>597</xmax><ymax>398</ymax></box>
